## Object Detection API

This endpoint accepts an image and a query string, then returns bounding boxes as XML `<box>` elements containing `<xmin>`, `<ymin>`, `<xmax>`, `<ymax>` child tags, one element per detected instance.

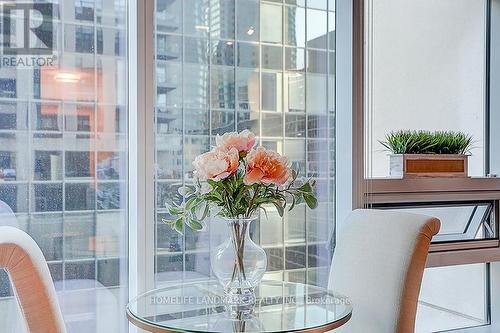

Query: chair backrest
<box><xmin>329</xmin><ymin>209</ymin><xmax>440</xmax><ymax>333</ymax></box>
<box><xmin>0</xmin><ymin>226</ymin><xmax>67</xmax><ymax>333</ymax></box>
<box><xmin>0</xmin><ymin>200</ymin><xmax>18</xmax><ymax>228</ymax></box>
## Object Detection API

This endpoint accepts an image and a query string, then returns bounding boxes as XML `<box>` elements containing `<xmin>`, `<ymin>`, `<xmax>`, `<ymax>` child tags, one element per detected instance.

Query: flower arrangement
<box><xmin>163</xmin><ymin>130</ymin><xmax>318</xmax><ymax>233</ymax></box>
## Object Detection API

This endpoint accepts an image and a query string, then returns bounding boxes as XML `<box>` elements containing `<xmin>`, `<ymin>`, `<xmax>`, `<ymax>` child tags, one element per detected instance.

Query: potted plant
<box><xmin>380</xmin><ymin>130</ymin><xmax>473</xmax><ymax>178</ymax></box>
<box><xmin>162</xmin><ymin>130</ymin><xmax>317</xmax><ymax>317</ymax></box>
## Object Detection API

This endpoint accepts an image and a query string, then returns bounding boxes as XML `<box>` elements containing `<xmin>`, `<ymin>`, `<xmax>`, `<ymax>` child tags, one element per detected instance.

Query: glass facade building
<box><xmin>154</xmin><ymin>0</ymin><xmax>336</xmax><ymax>287</ymax></box>
<box><xmin>0</xmin><ymin>1</ymin><xmax>128</xmax><ymax>332</ymax></box>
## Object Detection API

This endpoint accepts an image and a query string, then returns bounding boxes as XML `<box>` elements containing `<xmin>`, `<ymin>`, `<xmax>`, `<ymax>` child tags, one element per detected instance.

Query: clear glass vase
<box><xmin>211</xmin><ymin>216</ymin><xmax>267</xmax><ymax>317</ymax></box>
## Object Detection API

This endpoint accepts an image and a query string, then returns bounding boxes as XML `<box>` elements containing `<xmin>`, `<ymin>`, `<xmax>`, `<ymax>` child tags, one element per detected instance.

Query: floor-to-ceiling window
<box><xmin>0</xmin><ymin>1</ymin><xmax>128</xmax><ymax>332</ymax></box>
<box><xmin>154</xmin><ymin>0</ymin><xmax>336</xmax><ymax>288</ymax></box>
<box><xmin>363</xmin><ymin>0</ymin><xmax>497</xmax><ymax>331</ymax></box>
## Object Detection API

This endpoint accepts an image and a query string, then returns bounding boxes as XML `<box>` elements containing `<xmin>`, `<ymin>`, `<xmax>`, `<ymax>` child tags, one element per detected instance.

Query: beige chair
<box><xmin>0</xmin><ymin>226</ymin><xmax>67</xmax><ymax>333</ymax></box>
<box><xmin>329</xmin><ymin>209</ymin><xmax>440</xmax><ymax>333</ymax></box>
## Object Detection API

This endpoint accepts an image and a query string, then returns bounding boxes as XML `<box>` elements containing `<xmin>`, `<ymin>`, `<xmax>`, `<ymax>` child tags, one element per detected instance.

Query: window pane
<box><xmin>261</xmin><ymin>3</ymin><xmax>283</xmax><ymax>44</ymax></box>
<box><xmin>237</xmin><ymin>42</ymin><xmax>260</xmax><ymax>68</ymax></box>
<box><xmin>365</xmin><ymin>0</ymin><xmax>486</xmax><ymax>177</ymax></box>
<box><xmin>237</xmin><ymin>70</ymin><xmax>260</xmax><ymax>111</ymax></box>
<box><xmin>417</xmin><ymin>264</ymin><xmax>489</xmax><ymax>332</ymax></box>
<box><xmin>307</xmin><ymin>9</ymin><xmax>328</xmax><ymax>49</ymax></box>
<box><xmin>237</xmin><ymin>0</ymin><xmax>259</xmax><ymax>42</ymax></box>
<box><xmin>0</xmin><ymin>2</ymin><xmax>129</xmax><ymax>332</ymax></box>
<box><xmin>154</xmin><ymin>0</ymin><xmax>335</xmax><ymax>289</ymax></box>
<box><xmin>184</xmin><ymin>0</ymin><xmax>209</xmax><ymax>37</ymax></box>
<box><xmin>262</xmin><ymin>72</ymin><xmax>282</xmax><ymax>111</ymax></box>
<box><xmin>210</xmin><ymin>0</ymin><xmax>235</xmax><ymax>40</ymax></box>
<box><xmin>262</xmin><ymin>45</ymin><xmax>283</xmax><ymax>70</ymax></box>
<box><xmin>285</xmin><ymin>6</ymin><xmax>305</xmax><ymax>47</ymax></box>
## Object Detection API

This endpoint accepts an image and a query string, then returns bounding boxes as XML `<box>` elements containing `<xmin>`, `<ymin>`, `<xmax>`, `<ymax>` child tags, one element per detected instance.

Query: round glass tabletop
<box><xmin>127</xmin><ymin>280</ymin><xmax>352</xmax><ymax>333</ymax></box>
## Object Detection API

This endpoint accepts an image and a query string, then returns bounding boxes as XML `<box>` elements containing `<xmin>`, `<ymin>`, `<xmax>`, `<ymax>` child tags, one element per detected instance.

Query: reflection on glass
<box><xmin>307</xmin><ymin>49</ymin><xmax>328</xmax><ymax>73</ymax></box>
<box><xmin>157</xmin><ymin>34</ymin><xmax>182</xmax><ymax>61</ymax></box>
<box><xmin>285</xmin><ymin>47</ymin><xmax>305</xmax><ymax>71</ymax></box>
<box><xmin>285</xmin><ymin>6</ymin><xmax>306</xmax><ymax>47</ymax></box>
<box><xmin>30</xmin><ymin>214</ymin><xmax>63</xmax><ymax>261</ymax></box>
<box><xmin>156</xmin><ymin>0</ymin><xmax>182</xmax><ymax>33</ymax></box>
<box><xmin>418</xmin><ymin>264</ymin><xmax>488</xmax><ymax>332</ymax></box>
<box><xmin>261</xmin><ymin>3</ymin><xmax>282</xmax><ymax>44</ymax></box>
<box><xmin>237</xmin><ymin>0</ymin><xmax>259</xmax><ymax>41</ymax></box>
<box><xmin>307</xmin><ymin>74</ymin><xmax>327</xmax><ymax>113</ymax></box>
<box><xmin>0</xmin><ymin>184</ymin><xmax>28</xmax><ymax>213</ymax></box>
<box><xmin>184</xmin><ymin>136</ymin><xmax>210</xmax><ymax>178</ymax></box>
<box><xmin>0</xmin><ymin>101</ymin><xmax>27</xmax><ymax>130</ymax></box>
<box><xmin>286</xmin><ymin>73</ymin><xmax>305</xmax><ymax>112</ymax></box>
<box><xmin>32</xmin><ymin>102</ymin><xmax>62</xmax><ymax>131</ymax></box>
<box><xmin>211</xmin><ymin>40</ymin><xmax>235</xmax><ymax>66</ymax></box>
<box><xmin>262</xmin><ymin>45</ymin><xmax>283</xmax><ymax>70</ymax></box>
<box><xmin>237</xmin><ymin>42</ymin><xmax>259</xmax><ymax>68</ymax></box>
<box><xmin>307</xmin><ymin>9</ymin><xmax>328</xmax><ymax>49</ymax></box>
<box><xmin>65</xmin><ymin>104</ymin><xmax>94</xmax><ymax>132</ymax></box>
<box><xmin>237</xmin><ymin>111</ymin><xmax>260</xmax><ymax>135</ymax></box>
<box><xmin>156</xmin><ymin>108</ymin><xmax>182</xmax><ymax>135</ymax></box>
<box><xmin>262</xmin><ymin>72</ymin><xmax>282</xmax><ymax>111</ymax></box>
<box><xmin>185</xmin><ymin>109</ymin><xmax>210</xmax><ymax>135</ymax></box>
<box><xmin>66</xmin><ymin>183</ymin><xmax>95</xmax><ymax>210</ymax></box>
<box><xmin>261</xmin><ymin>113</ymin><xmax>283</xmax><ymax>137</ymax></box>
<box><xmin>329</xmin><ymin>11</ymin><xmax>336</xmax><ymax>50</ymax></box>
<box><xmin>157</xmin><ymin>62</ymin><xmax>182</xmax><ymax>108</ymax></box>
<box><xmin>185</xmin><ymin>37</ymin><xmax>209</xmax><ymax>64</ymax></box>
<box><xmin>286</xmin><ymin>0</ymin><xmax>306</xmax><ymax>6</ymax></box>
<box><xmin>308</xmin><ymin>0</ymin><xmax>328</xmax><ymax>10</ymax></box>
<box><xmin>285</xmin><ymin>113</ymin><xmax>306</xmax><ymax>137</ymax></box>
<box><xmin>184</xmin><ymin>65</ymin><xmax>209</xmax><ymax>108</ymax></box>
<box><xmin>210</xmin><ymin>0</ymin><xmax>235</xmax><ymax>40</ymax></box>
<box><xmin>211</xmin><ymin>110</ymin><xmax>235</xmax><ymax>135</ymax></box>
<box><xmin>184</xmin><ymin>0</ymin><xmax>209</xmax><ymax>36</ymax></box>
<box><xmin>211</xmin><ymin>68</ymin><xmax>235</xmax><ymax>109</ymax></box>
<box><xmin>285</xmin><ymin>139</ymin><xmax>306</xmax><ymax>171</ymax></box>
<box><xmin>0</xmin><ymin>3</ymin><xmax>129</xmax><ymax>331</ymax></box>
<box><xmin>156</xmin><ymin>136</ymin><xmax>183</xmax><ymax>179</ymax></box>
<box><xmin>384</xmin><ymin>204</ymin><xmax>496</xmax><ymax>242</ymax></box>
<box><xmin>237</xmin><ymin>70</ymin><xmax>260</xmax><ymax>111</ymax></box>
<box><xmin>154</xmin><ymin>0</ymin><xmax>335</xmax><ymax>289</ymax></box>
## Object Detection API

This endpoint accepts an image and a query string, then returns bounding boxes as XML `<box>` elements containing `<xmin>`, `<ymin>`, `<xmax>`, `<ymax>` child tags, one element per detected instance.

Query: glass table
<box><xmin>127</xmin><ymin>280</ymin><xmax>352</xmax><ymax>333</ymax></box>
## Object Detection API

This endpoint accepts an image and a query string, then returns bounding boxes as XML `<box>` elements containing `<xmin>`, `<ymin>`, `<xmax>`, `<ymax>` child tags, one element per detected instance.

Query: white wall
<box><xmin>367</xmin><ymin>0</ymin><xmax>486</xmax><ymax>177</ymax></box>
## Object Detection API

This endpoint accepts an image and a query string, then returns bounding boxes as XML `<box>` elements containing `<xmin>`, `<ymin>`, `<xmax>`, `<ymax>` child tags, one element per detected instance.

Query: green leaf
<box><xmin>234</xmin><ymin>187</ymin><xmax>249</xmax><ymax>206</ymax></box>
<box><xmin>303</xmin><ymin>194</ymin><xmax>318</xmax><ymax>209</ymax></box>
<box><xmin>161</xmin><ymin>218</ymin><xmax>174</xmax><ymax>225</ymax></box>
<box><xmin>174</xmin><ymin>217</ymin><xmax>184</xmax><ymax>234</ymax></box>
<box><xmin>201</xmin><ymin>203</ymin><xmax>210</xmax><ymax>220</ymax></box>
<box><xmin>167</xmin><ymin>206</ymin><xmax>183</xmax><ymax>216</ymax></box>
<box><xmin>187</xmin><ymin>218</ymin><xmax>204</xmax><ymax>231</ymax></box>
<box><xmin>288</xmin><ymin>196</ymin><xmax>296</xmax><ymax>212</ymax></box>
<box><xmin>216</xmin><ymin>180</ymin><xmax>231</xmax><ymax>195</ymax></box>
<box><xmin>185</xmin><ymin>197</ymin><xmax>199</xmax><ymax>211</ymax></box>
<box><xmin>298</xmin><ymin>182</ymin><xmax>313</xmax><ymax>193</ymax></box>
<box><xmin>273</xmin><ymin>201</ymin><xmax>285</xmax><ymax>217</ymax></box>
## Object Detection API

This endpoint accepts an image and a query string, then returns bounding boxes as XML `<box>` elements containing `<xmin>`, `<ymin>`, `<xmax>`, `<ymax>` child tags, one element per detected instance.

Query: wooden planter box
<box><xmin>389</xmin><ymin>154</ymin><xmax>469</xmax><ymax>178</ymax></box>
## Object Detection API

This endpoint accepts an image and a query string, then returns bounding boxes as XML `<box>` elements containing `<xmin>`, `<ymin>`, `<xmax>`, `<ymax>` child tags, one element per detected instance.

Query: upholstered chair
<box><xmin>329</xmin><ymin>209</ymin><xmax>440</xmax><ymax>333</ymax></box>
<box><xmin>0</xmin><ymin>226</ymin><xmax>67</xmax><ymax>333</ymax></box>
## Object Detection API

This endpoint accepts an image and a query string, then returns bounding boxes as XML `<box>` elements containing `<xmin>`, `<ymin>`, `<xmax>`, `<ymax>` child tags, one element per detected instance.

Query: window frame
<box><xmin>353</xmin><ymin>0</ymin><xmax>500</xmax><ymax>330</ymax></box>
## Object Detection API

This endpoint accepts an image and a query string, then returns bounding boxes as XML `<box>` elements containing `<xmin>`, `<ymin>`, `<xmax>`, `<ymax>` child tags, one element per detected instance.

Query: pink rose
<box><xmin>215</xmin><ymin>130</ymin><xmax>256</xmax><ymax>153</ymax></box>
<box><xmin>244</xmin><ymin>147</ymin><xmax>291</xmax><ymax>186</ymax></box>
<box><xmin>193</xmin><ymin>147</ymin><xmax>239</xmax><ymax>181</ymax></box>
